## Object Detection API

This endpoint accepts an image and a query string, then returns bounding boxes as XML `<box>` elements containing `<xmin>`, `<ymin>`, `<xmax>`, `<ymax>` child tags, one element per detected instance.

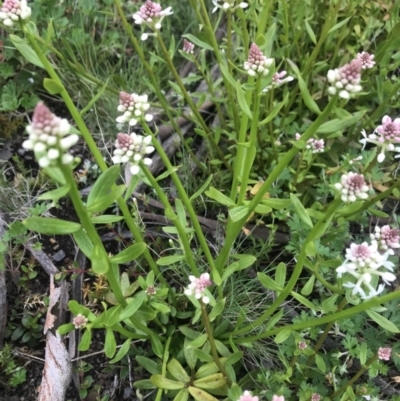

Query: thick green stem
<box><xmin>231</xmin><ymin>290</ymin><xmax>400</xmax><ymax>343</ymax></box>
<box><xmin>58</xmin><ymin>163</ymin><xmax>154</xmax><ymax>338</ymax></box>
<box><xmin>201</xmin><ymin>303</ymin><xmax>232</xmax><ymax>386</ymax></box>
<box><xmin>222</xmin><ymin>198</ymin><xmax>342</xmax><ymax>338</ymax></box>
<box><xmin>216</xmin><ymin>96</ymin><xmax>337</xmax><ymax>273</ymax></box>
<box><xmin>156</xmin><ymin>34</ymin><xmax>231</xmax><ymax>172</ymax></box>
<box><xmin>25</xmin><ymin>30</ymin><xmax>165</xmax><ymax>285</ymax></box>
<box><xmin>141</xmin><ymin>165</ymin><xmax>199</xmax><ymax>276</ymax></box>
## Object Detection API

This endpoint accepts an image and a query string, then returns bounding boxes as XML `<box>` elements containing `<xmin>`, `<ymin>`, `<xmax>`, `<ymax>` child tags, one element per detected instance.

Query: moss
<box><xmin>0</xmin><ymin>113</ymin><xmax>25</xmax><ymax>140</ymax></box>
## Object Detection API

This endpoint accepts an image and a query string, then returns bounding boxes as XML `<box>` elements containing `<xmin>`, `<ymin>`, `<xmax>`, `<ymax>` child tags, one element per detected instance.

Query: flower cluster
<box><xmin>360</xmin><ymin>115</ymin><xmax>400</xmax><ymax>162</ymax></box>
<box><xmin>336</xmin><ymin>242</ymin><xmax>395</xmax><ymax>299</ymax></box>
<box><xmin>334</xmin><ymin>172</ymin><xmax>369</xmax><ymax>202</ymax></box>
<box><xmin>112</xmin><ymin>133</ymin><xmax>154</xmax><ymax>175</ymax></box>
<box><xmin>272</xmin><ymin>396</ymin><xmax>285</xmax><ymax>401</ymax></box>
<box><xmin>311</xmin><ymin>394</ymin><xmax>321</xmax><ymax>401</ymax></box>
<box><xmin>116</xmin><ymin>92</ymin><xmax>153</xmax><ymax>126</ymax></box>
<box><xmin>263</xmin><ymin>70</ymin><xmax>294</xmax><ymax>92</ymax></box>
<box><xmin>377</xmin><ymin>347</ymin><xmax>392</xmax><ymax>361</ymax></box>
<box><xmin>0</xmin><ymin>0</ymin><xmax>31</xmax><ymax>27</ymax></box>
<box><xmin>357</xmin><ymin>51</ymin><xmax>375</xmax><ymax>69</ymax></box>
<box><xmin>370</xmin><ymin>225</ymin><xmax>400</xmax><ymax>253</ymax></box>
<box><xmin>212</xmin><ymin>0</ymin><xmax>248</xmax><ymax>13</ymax></box>
<box><xmin>297</xmin><ymin>341</ymin><xmax>308</xmax><ymax>350</ymax></box>
<box><xmin>184</xmin><ymin>273</ymin><xmax>213</xmax><ymax>304</ymax></box>
<box><xmin>327</xmin><ymin>58</ymin><xmax>363</xmax><ymax>99</ymax></box>
<box><xmin>183</xmin><ymin>39</ymin><xmax>195</xmax><ymax>54</ymax></box>
<box><xmin>306</xmin><ymin>138</ymin><xmax>325</xmax><ymax>153</ymax></box>
<box><xmin>73</xmin><ymin>314</ymin><xmax>88</xmax><ymax>329</ymax></box>
<box><xmin>22</xmin><ymin>103</ymin><xmax>78</xmax><ymax>168</ymax></box>
<box><xmin>237</xmin><ymin>391</ymin><xmax>258</xmax><ymax>401</ymax></box>
<box><xmin>133</xmin><ymin>0</ymin><xmax>172</xmax><ymax>40</ymax></box>
<box><xmin>244</xmin><ymin>43</ymin><xmax>273</xmax><ymax>77</ymax></box>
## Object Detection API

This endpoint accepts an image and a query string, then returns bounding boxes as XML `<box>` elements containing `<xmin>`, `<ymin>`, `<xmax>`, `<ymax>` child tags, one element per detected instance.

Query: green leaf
<box><xmin>87</xmin><ymin>165</ymin><xmax>121</xmax><ymax>209</ymax></box>
<box><xmin>359</xmin><ymin>342</ymin><xmax>367</xmax><ymax>365</ymax></box>
<box><xmin>328</xmin><ymin>17</ymin><xmax>351</xmax><ymax>34</ymax></box>
<box><xmin>184</xmin><ymin>338</ymin><xmax>197</xmax><ymax>370</ymax></box>
<box><xmin>188</xmin><ymin>386</ymin><xmax>219</xmax><ymax>401</ymax></box>
<box><xmin>133</xmin><ymin>379</ymin><xmax>156</xmax><ymax>389</ymax></box>
<box><xmin>224</xmin><ymin>351</ymin><xmax>243</xmax><ymax>367</ymax></box>
<box><xmin>119</xmin><ymin>293</ymin><xmax>146</xmax><ymax>321</ymax></box>
<box><xmin>91</xmin><ymin>215</ymin><xmax>124</xmax><ymax>224</ymax></box>
<box><xmin>266</xmin><ymin>309</ymin><xmax>284</xmax><ymax>331</ymax></box>
<box><xmin>57</xmin><ymin>323</ymin><xmax>75</xmax><ymax>335</ymax></box>
<box><xmin>275</xmin><ymin>262</ymin><xmax>286</xmax><ymax>288</ymax></box>
<box><xmin>219</xmin><ymin>62</ymin><xmax>237</xmax><ymax>89</ymax></box>
<box><xmin>228</xmin><ymin>205</ymin><xmax>249</xmax><ymax>222</ymax></box>
<box><xmin>195</xmin><ymin>358</ymin><xmax>227</xmax><ymax>379</ymax></box>
<box><xmin>366</xmin><ymin>310</ymin><xmax>400</xmax><ymax>333</ymax></box>
<box><xmin>287</xmin><ymin>59</ymin><xmax>321</xmax><ymax>115</ymax></box>
<box><xmin>23</xmin><ymin>217</ymin><xmax>81</xmax><ymax>235</ymax></box>
<box><xmin>275</xmin><ymin>329</ymin><xmax>291</xmax><ymax>344</ymax></box>
<box><xmin>90</xmin><ymin>244</ymin><xmax>109</xmax><ymax>274</ymax></box>
<box><xmin>316</xmin><ymin>111</ymin><xmax>366</xmax><ymax>134</ymax></box>
<box><xmin>167</xmin><ymin>358</ymin><xmax>191</xmax><ymax>383</ymax></box>
<box><xmin>156</xmin><ymin>255</ymin><xmax>185</xmax><ymax>266</ymax></box>
<box><xmin>151</xmin><ymin>334</ymin><xmax>164</xmax><ymax>358</ymax></box>
<box><xmin>258</xmin><ymin>272</ymin><xmax>282</xmax><ymax>292</ymax></box>
<box><xmin>37</xmin><ymin>185</ymin><xmax>71</xmax><ymax>201</ymax></box>
<box><xmin>305</xmin><ymin>20</ymin><xmax>317</xmax><ymax>44</ymax></box>
<box><xmin>315</xmin><ymin>354</ymin><xmax>326</xmax><ymax>372</ymax></box>
<box><xmin>111</xmin><ymin>243</ymin><xmax>147</xmax><ymax>264</ymax></box>
<box><xmin>291</xmin><ymin>291</ymin><xmax>318</xmax><ymax>311</ymax></box>
<box><xmin>9</xmin><ymin>35</ymin><xmax>44</xmax><ymax>69</ymax></box>
<box><xmin>192</xmin><ymin>349</ymin><xmax>214</xmax><ymax>362</ymax></box>
<box><xmin>105</xmin><ymin>305</ymin><xmax>122</xmax><ymax>327</ymax></box>
<box><xmin>208</xmin><ymin>299</ymin><xmax>225</xmax><ymax>321</ymax></box>
<box><xmin>73</xmin><ymin>229</ymin><xmax>94</xmax><ymax>259</ymax></box>
<box><xmin>183</xmin><ymin>34</ymin><xmax>213</xmax><ymax>51</ymax></box>
<box><xmin>190</xmin><ymin>175</ymin><xmax>213</xmax><ymax>202</ymax></box>
<box><xmin>80</xmin><ymin>80</ymin><xmax>109</xmax><ymax>116</ymax></box>
<box><xmin>205</xmin><ymin>187</ymin><xmax>235</xmax><ymax>206</ymax></box>
<box><xmin>193</xmin><ymin>373</ymin><xmax>226</xmax><ymax>390</ymax></box>
<box><xmin>261</xmin><ymin>198</ymin><xmax>291</xmax><ymax>210</ymax></box>
<box><xmin>109</xmin><ymin>338</ymin><xmax>131</xmax><ymax>363</ymax></box>
<box><xmin>301</xmin><ymin>275</ymin><xmax>315</xmax><ymax>296</ymax></box>
<box><xmin>104</xmin><ymin>328</ymin><xmax>116</xmax><ymax>358</ymax></box>
<box><xmin>173</xmin><ymin>389</ymin><xmax>189</xmax><ymax>401</ymax></box>
<box><xmin>259</xmin><ymin>93</ymin><xmax>288</xmax><ymax>125</ymax></box>
<box><xmin>43</xmin><ymin>78</ymin><xmax>64</xmax><ymax>95</ymax></box>
<box><xmin>78</xmin><ymin>329</ymin><xmax>92</xmax><ymax>351</ymax></box>
<box><xmin>236</xmin><ymin>80</ymin><xmax>252</xmax><ymax>119</ymax></box>
<box><xmin>86</xmin><ymin>185</ymin><xmax>126</xmax><ymax>213</ymax></box>
<box><xmin>150</xmin><ymin>375</ymin><xmax>184</xmax><ymax>390</ymax></box>
<box><xmin>136</xmin><ymin>355</ymin><xmax>161</xmax><ymax>375</ymax></box>
<box><xmin>290</xmin><ymin>193</ymin><xmax>313</xmax><ymax>228</ymax></box>
<box><xmin>189</xmin><ymin>333</ymin><xmax>208</xmax><ymax>349</ymax></box>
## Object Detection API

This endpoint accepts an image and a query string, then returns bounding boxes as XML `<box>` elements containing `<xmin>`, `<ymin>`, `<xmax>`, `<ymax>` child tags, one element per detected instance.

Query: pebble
<box><xmin>52</xmin><ymin>250</ymin><xmax>66</xmax><ymax>261</ymax></box>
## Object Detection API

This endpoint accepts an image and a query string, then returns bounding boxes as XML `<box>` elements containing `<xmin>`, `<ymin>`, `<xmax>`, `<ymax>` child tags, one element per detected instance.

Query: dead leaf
<box><xmin>392</xmin><ymin>376</ymin><xmax>400</xmax><ymax>383</ymax></box>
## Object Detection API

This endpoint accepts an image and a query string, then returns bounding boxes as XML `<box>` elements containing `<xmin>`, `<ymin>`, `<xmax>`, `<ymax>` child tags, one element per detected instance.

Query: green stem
<box><xmin>156</xmin><ymin>34</ymin><xmax>232</xmax><ymax>172</ymax></box>
<box><xmin>141</xmin><ymin>165</ymin><xmax>199</xmax><ymax>276</ymax></box>
<box><xmin>25</xmin><ymin>30</ymin><xmax>165</xmax><ymax>285</ymax></box>
<box><xmin>198</xmin><ymin>0</ymin><xmax>240</xmax><ymax>132</ymax></box>
<box><xmin>142</xmin><ymin>123</ymin><xmax>221</xmax><ymax>297</ymax></box>
<box><xmin>58</xmin><ymin>163</ymin><xmax>154</xmax><ymax>338</ymax></box>
<box><xmin>113</xmin><ymin>0</ymin><xmax>206</xmax><ymax>174</ymax></box>
<box><xmin>222</xmin><ymin>197</ymin><xmax>342</xmax><ymax>338</ymax></box>
<box><xmin>237</xmin><ymin>79</ymin><xmax>262</xmax><ymax>204</ymax></box>
<box><xmin>306</xmin><ymin>298</ymin><xmax>347</xmax><ymax>367</ymax></box>
<box><xmin>232</xmin><ymin>290</ymin><xmax>400</xmax><ymax>343</ymax></box>
<box><xmin>216</xmin><ymin>96</ymin><xmax>337</xmax><ymax>273</ymax></box>
<box><xmin>201</xmin><ymin>303</ymin><xmax>232</xmax><ymax>386</ymax></box>
<box><xmin>330</xmin><ymin>355</ymin><xmax>378</xmax><ymax>400</ymax></box>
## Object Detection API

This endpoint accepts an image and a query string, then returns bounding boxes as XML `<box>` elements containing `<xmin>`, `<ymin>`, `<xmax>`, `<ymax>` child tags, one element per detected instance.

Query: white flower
<box><xmin>22</xmin><ymin>103</ymin><xmax>77</xmax><ymax>167</ymax></box>
<box><xmin>184</xmin><ymin>273</ymin><xmax>213</xmax><ymax>304</ymax></box>
<box><xmin>212</xmin><ymin>0</ymin><xmax>248</xmax><ymax>13</ymax></box>
<box><xmin>117</xmin><ymin>92</ymin><xmax>153</xmax><ymax>126</ymax></box>
<box><xmin>370</xmin><ymin>225</ymin><xmax>400</xmax><ymax>253</ymax></box>
<box><xmin>306</xmin><ymin>138</ymin><xmax>325</xmax><ymax>153</ymax></box>
<box><xmin>334</xmin><ymin>172</ymin><xmax>369</xmax><ymax>202</ymax></box>
<box><xmin>244</xmin><ymin>43</ymin><xmax>274</xmax><ymax>77</ymax></box>
<box><xmin>327</xmin><ymin>58</ymin><xmax>363</xmax><ymax>99</ymax></box>
<box><xmin>337</xmin><ymin>242</ymin><xmax>395</xmax><ymax>299</ymax></box>
<box><xmin>112</xmin><ymin>133</ymin><xmax>154</xmax><ymax>175</ymax></box>
<box><xmin>0</xmin><ymin>0</ymin><xmax>31</xmax><ymax>27</ymax></box>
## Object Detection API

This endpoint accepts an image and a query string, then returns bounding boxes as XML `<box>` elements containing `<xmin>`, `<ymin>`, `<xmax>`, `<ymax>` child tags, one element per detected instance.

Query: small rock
<box><xmin>123</xmin><ymin>387</ymin><xmax>134</xmax><ymax>399</ymax></box>
<box><xmin>52</xmin><ymin>250</ymin><xmax>66</xmax><ymax>261</ymax></box>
